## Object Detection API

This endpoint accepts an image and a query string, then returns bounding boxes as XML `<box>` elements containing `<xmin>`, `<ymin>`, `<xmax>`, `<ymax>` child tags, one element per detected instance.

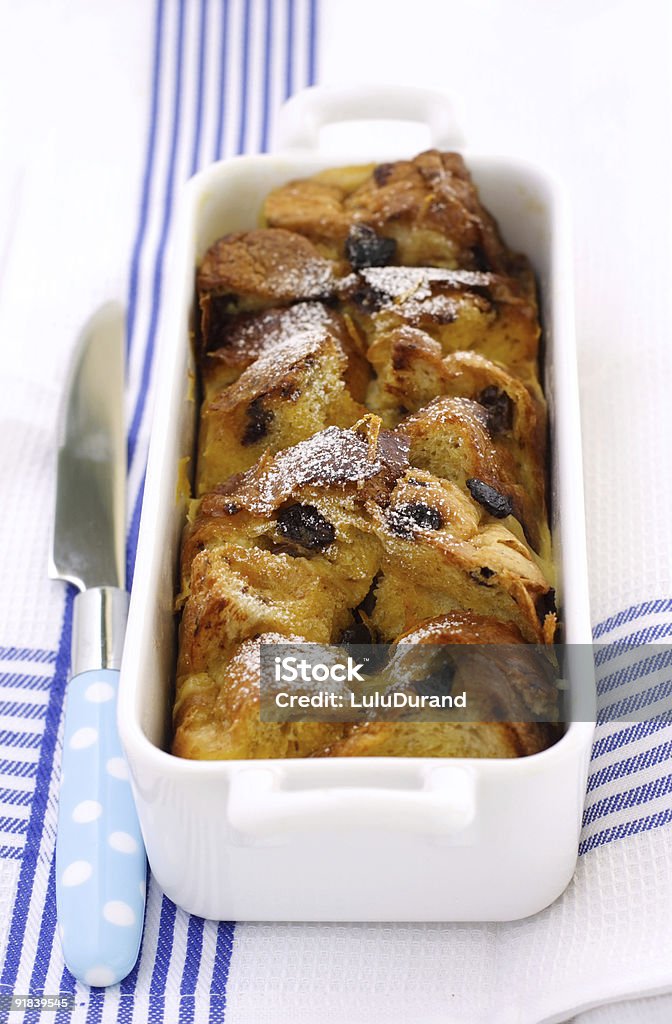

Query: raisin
<box><xmin>387</xmin><ymin>502</ymin><xmax>443</xmax><ymax>538</ymax></box>
<box><xmin>373</xmin><ymin>163</ymin><xmax>394</xmax><ymax>187</ymax></box>
<box><xmin>348</xmin><ymin>284</ymin><xmax>384</xmax><ymax>312</ymax></box>
<box><xmin>478</xmin><ymin>386</ymin><xmax>514</xmax><ymax>436</ymax></box>
<box><xmin>276</xmin><ymin>503</ymin><xmax>335</xmax><ymax>551</ymax></box>
<box><xmin>466</xmin><ymin>478</ymin><xmax>514</xmax><ymax>518</ymax></box>
<box><xmin>470</xmin><ymin>565</ymin><xmax>497</xmax><ymax>587</ymax></box>
<box><xmin>242</xmin><ymin>398</ymin><xmax>274</xmax><ymax>445</ymax></box>
<box><xmin>345</xmin><ymin>224</ymin><xmax>397</xmax><ymax>269</ymax></box>
<box><xmin>221</xmin><ymin>502</ymin><xmax>240</xmax><ymax>515</ymax></box>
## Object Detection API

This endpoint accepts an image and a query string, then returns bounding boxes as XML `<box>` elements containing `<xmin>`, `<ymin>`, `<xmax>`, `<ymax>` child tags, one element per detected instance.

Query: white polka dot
<box><xmin>62</xmin><ymin>860</ymin><xmax>92</xmax><ymax>887</ymax></box>
<box><xmin>84</xmin><ymin>966</ymin><xmax>118</xmax><ymax>987</ymax></box>
<box><xmin>139</xmin><ymin>879</ymin><xmax>146</xmax><ymax>901</ymax></box>
<box><xmin>106</xmin><ymin>757</ymin><xmax>128</xmax><ymax>780</ymax></box>
<box><xmin>109</xmin><ymin>831</ymin><xmax>138</xmax><ymax>854</ymax></box>
<box><xmin>103</xmin><ymin>900</ymin><xmax>135</xmax><ymax>927</ymax></box>
<box><xmin>72</xmin><ymin>800</ymin><xmax>102</xmax><ymax>823</ymax></box>
<box><xmin>85</xmin><ymin>681</ymin><xmax>115</xmax><ymax>703</ymax></box>
<box><xmin>70</xmin><ymin>727</ymin><xmax>98</xmax><ymax>749</ymax></box>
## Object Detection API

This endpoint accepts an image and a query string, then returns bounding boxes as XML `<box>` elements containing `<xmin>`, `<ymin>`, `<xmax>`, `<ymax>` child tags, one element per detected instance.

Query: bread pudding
<box><xmin>173</xmin><ymin>150</ymin><xmax>559</xmax><ymax>760</ymax></box>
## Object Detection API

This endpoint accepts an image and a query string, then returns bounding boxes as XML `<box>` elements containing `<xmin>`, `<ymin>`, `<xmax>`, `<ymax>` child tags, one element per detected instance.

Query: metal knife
<box><xmin>49</xmin><ymin>302</ymin><xmax>146</xmax><ymax>987</ymax></box>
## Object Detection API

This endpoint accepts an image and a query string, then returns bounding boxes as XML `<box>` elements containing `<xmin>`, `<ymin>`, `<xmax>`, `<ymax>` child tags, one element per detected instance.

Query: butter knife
<box><xmin>49</xmin><ymin>302</ymin><xmax>146</xmax><ymax>987</ymax></box>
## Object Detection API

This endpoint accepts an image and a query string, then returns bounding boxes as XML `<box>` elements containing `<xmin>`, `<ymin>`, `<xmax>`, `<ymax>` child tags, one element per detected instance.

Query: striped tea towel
<box><xmin>1</xmin><ymin>1</ymin><xmax>671</xmax><ymax>1022</ymax></box>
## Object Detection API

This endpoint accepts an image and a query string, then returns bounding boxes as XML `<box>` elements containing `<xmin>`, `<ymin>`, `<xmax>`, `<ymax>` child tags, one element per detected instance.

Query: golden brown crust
<box><xmin>397</xmin><ymin>396</ymin><xmax>545</xmax><ymax>555</ymax></box>
<box><xmin>264</xmin><ymin>150</ymin><xmax>517</xmax><ymax>272</ymax></box>
<box><xmin>201</xmin><ymin>302</ymin><xmax>369</xmax><ymax>399</ymax></box>
<box><xmin>342</xmin><ymin>265</ymin><xmax>541</xmax><ymax>390</ymax></box>
<box><xmin>198</xmin><ymin>228</ymin><xmax>335</xmax><ymax>302</ymax></box>
<box><xmin>316</xmin><ymin>720</ymin><xmax>558</xmax><ymax>759</ymax></box>
<box><xmin>367</xmin><ymin>469</ymin><xmax>550</xmax><ymax>643</ymax></box>
<box><xmin>197</xmin><ymin>229</ymin><xmax>338</xmax><ymax>354</ymax></box>
<box><xmin>173</xmin><ymin>633</ymin><xmax>351</xmax><ymax>760</ymax></box>
<box><xmin>196</xmin><ymin>319</ymin><xmax>367</xmax><ymax>494</ymax></box>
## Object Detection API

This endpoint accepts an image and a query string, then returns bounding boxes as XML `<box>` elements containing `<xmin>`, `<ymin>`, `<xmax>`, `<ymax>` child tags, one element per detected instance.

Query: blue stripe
<box><xmin>259</xmin><ymin>0</ymin><xmax>274</xmax><ymax>152</ymax></box>
<box><xmin>126</xmin><ymin>468</ymin><xmax>146</xmax><ymax>591</ymax></box>
<box><xmin>598</xmin><ymin>679</ymin><xmax>672</xmax><ymax>725</ymax></box>
<box><xmin>0</xmin><ymin>788</ymin><xmax>33</xmax><ymax>807</ymax></box>
<box><xmin>178</xmin><ymin>916</ymin><xmax>205</xmax><ymax>1024</ymax></box>
<box><xmin>595</xmin><ymin>621</ymin><xmax>672</xmax><ymax>666</ymax></box>
<box><xmin>590</xmin><ymin>718</ymin><xmax>672</xmax><ymax>759</ymax></box>
<box><xmin>126</xmin><ymin>0</ymin><xmax>166</xmax><ymax>357</ymax></box>
<box><xmin>284</xmin><ymin>0</ymin><xmax>295</xmax><ymax>98</ymax></box>
<box><xmin>583</xmin><ymin>772</ymin><xmax>672</xmax><ymax>828</ymax></box>
<box><xmin>189</xmin><ymin>0</ymin><xmax>209</xmax><ymax>176</ymax></box>
<box><xmin>580</xmin><ymin>806</ymin><xmax>672</xmax><ymax>856</ymax></box>
<box><xmin>127</xmin><ymin>0</ymin><xmax>188</xmax><ymax>470</ymax></box>
<box><xmin>236</xmin><ymin>0</ymin><xmax>252</xmax><ymax>154</ymax></box>
<box><xmin>0</xmin><ymin>759</ymin><xmax>38</xmax><ymax>779</ymax></box>
<box><xmin>0</xmin><ymin>588</ymin><xmax>72</xmax><ymax>994</ymax></box>
<box><xmin>593</xmin><ymin>598</ymin><xmax>672</xmax><ymax>638</ymax></box>
<box><xmin>0</xmin><ymin>671</ymin><xmax>52</xmax><ymax>691</ymax></box>
<box><xmin>27</xmin><ymin>855</ymin><xmax>58</xmax><ymax>1009</ymax></box>
<box><xmin>209</xmin><ymin>921</ymin><xmax>235</xmax><ymax>1024</ymax></box>
<box><xmin>0</xmin><ymin>647</ymin><xmax>57</xmax><ymax>664</ymax></box>
<box><xmin>54</xmin><ymin>962</ymin><xmax>76</xmax><ymax>1024</ymax></box>
<box><xmin>0</xmin><ymin>817</ymin><xmax>28</xmax><ymax>835</ymax></box>
<box><xmin>0</xmin><ymin>845</ymin><xmax>23</xmax><ymax>860</ymax></box>
<box><xmin>596</xmin><ymin>647</ymin><xmax>672</xmax><ymax>697</ymax></box>
<box><xmin>0</xmin><ymin>730</ymin><xmax>43</xmax><ymax>750</ymax></box>
<box><xmin>213</xmin><ymin>0</ymin><xmax>231</xmax><ymax>160</ymax></box>
<box><xmin>116</xmin><ymin>992</ymin><xmax>136</xmax><ymax>1024</ymax></box>
<box><xmin>587</xmin><ymin>738</ymin><xmax>672</xmax><ymax>793</ymax></box>
<box><xmin>85</xmin><ymin>990</ymin><xmax>106</xmax><ymax>1024</ymax></box>
<box><xmin>307</xmin><ymin>0</ymin><xmax>317</xmax><ymax>84</ymax></box>
<box><xmin>116</xmin><ymin>872</ymin><xmax>150</xmax><ymax>1015</ymax></box>
<box><xmin>0</xmin><ymin>701</ymin><xmax>47</xmax><ymax>720</ymax></box>
<box><xmin>147</xmin><ymin>896</ymin><xmax>177</xmax><ymax>1024</ymax></box>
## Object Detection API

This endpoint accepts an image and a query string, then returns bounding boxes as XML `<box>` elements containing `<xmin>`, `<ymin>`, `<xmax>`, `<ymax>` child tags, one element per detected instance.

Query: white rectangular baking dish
<box><xmin>118</xmin><ymin>85</ymin><xmax>595</xmax><ymax>922</ymax></box>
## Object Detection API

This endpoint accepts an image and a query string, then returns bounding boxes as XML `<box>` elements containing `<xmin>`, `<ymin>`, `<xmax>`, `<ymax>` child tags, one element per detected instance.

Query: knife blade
<box><xmin>49</xmin><ymin>302</ymin><xmax>146</xmax><ymax>987</ymax></box>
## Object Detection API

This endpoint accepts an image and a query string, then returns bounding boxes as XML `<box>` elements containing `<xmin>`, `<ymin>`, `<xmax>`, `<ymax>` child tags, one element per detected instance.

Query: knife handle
<box><xmin>56</xmin><ymin>665</ymin><xmax>146</xmax><ymax>987</ymax></box>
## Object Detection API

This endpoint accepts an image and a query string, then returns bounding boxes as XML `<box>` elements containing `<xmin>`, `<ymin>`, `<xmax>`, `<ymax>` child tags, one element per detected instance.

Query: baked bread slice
<box><xmin>196</xmin><ymin>309</ymin><xmax>367</xmax><ymax>494</ymax></box>
<box><xmin>264</xmin><ymin>150</ymin><xmax>517</xmax><ymax>273</ymax></box>
<box><xmin>197</xmin><ymin>228</ymin><xmax>338</xmax><ymax>353</ymax></box>
<box><xmin>346</xmin><ymin>266</ymin><xmax>541</xmax><ymax>391</ymax></box>
<box><xmin>173</xmin><ymin>633</ymin><xmax>352</xmax><ymax>759</ymax></box>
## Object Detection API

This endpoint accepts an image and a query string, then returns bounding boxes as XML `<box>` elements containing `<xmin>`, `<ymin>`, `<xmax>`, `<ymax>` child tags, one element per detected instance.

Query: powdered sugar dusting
<box><xmin>211</xmin><ymin>314</ymin><xmax>343</xmax><ymax>413</ymax></box>
<box><xmin>265</xmin><ymin>250</ymin><xmax>335</xmax><ymax>298</ymax></box>
<box><xmin>224</xmin><ymin>425</ymin><xmax>409</xmax><ymax>513</ymax></box>
<box><xmin>359</xmin><ymin>266</ymin><xmax>494</xmax><ymax>298</ymax></box>
<box><xmin>211</xmin><ymin>302</ymin><xmax>339</xmax><ymax>364</ymax></box>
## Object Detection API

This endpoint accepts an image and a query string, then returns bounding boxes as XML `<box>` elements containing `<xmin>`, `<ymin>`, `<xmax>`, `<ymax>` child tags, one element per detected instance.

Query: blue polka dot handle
<box><xmin>56</xmin><ymin>668</ymin><xmax>146</xmax><ymax>987</ymax></box>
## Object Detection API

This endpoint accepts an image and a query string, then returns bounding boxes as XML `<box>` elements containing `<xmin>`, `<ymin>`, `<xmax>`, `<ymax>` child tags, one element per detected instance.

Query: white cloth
<box><xmin>1</xmin><ymin>1</ymin><xmax>671</xmax><ymax>1022</ymax></box>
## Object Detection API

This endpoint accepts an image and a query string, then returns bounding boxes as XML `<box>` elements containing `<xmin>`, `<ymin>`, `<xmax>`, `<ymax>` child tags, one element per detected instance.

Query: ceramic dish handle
<box><xmin>274</xmin><ymin>84</ymin><xmax>464</xmax><ymax>152</ymax></box>
<box><xmin>228</xmin><ymin>765</ymin><xmax>475</xmax><ymax>839</ymax></box>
